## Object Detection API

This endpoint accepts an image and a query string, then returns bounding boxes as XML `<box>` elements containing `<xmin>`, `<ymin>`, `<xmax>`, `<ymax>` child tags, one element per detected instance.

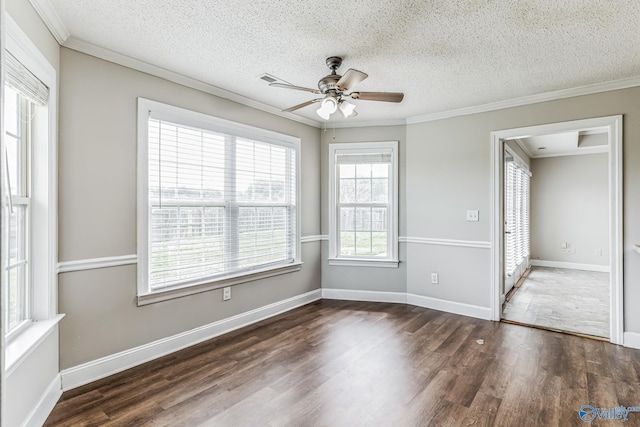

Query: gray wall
<box><xmin>58</xmin><ymin>48</ymin><xmax>321</xmax><ymax>369</ymax></box>
<box><xmin>530</xmin><ymin>153</ymin><xmax>609</xmax><ymax>266</ymax></box>
<box><xmin>320</xmin><ymin>125</ymin><xmax>407</xmax><ymax>293</ymax></box>
<box><xmin>404</xmin><ymin>88</ymin><xmax>640</xmax><ymax>332</ymax></box>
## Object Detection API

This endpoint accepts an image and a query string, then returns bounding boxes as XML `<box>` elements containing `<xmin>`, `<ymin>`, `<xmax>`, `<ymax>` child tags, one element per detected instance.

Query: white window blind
<box><xmin>5</xmin><ymin>50</ymin><xmax>49</xmax><ymax>106</ymax></box>
<box><xmin>145</xmin><ymin>114</ymin><xmax>298</xmax><ymax>291</ymax></box>
<box><xmin>505</xmin><ymin>154</ymin><xmax>531</xmax><ymax>277</ymax></box>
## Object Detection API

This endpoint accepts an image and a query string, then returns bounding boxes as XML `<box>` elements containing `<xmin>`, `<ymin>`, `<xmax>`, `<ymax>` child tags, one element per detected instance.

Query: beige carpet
<box><xmin>502</xmin><ymin>266</ymin><xmax>609</xmax><ymax>338</ymax></box>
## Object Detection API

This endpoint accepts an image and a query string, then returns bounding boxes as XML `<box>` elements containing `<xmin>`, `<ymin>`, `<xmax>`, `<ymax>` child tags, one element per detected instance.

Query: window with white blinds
<box><xmin>2</xmin><ymin>37</ymin><xmax>56</xmax><ymax>343</ymax></box>
<box><xmin>504</xmin><ymin>152</ymin><xmax>531</xmax><ymax>276</ymax></box>
<box><xmin>138</xmin><ymin>99</ymin><xmax>300</xmax><ymax>297</ymax></box>
<box><xmin>328</xmin><ymin>141</ymin><xmax>399</xmax><ymax>267</ymax></box>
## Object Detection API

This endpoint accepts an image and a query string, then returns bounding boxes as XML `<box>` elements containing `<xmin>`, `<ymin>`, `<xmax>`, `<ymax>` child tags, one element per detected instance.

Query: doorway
<box><xmin>490</xmin><ymin>116</ymin><xmax>623</xmax><ymax>344</ymax></box>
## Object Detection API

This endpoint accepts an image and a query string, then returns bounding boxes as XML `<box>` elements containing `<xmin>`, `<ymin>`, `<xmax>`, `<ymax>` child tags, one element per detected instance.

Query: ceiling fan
<box><xmin>270</xmin><ymin>56</ymin><xmax>404</xmax><ymax>120</ymax></box>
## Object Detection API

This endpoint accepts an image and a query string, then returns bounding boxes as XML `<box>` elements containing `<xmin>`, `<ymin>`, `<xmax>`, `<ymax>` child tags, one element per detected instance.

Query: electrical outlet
<box><xmin>431</xmin><ymin>273</ymin><xmax>439</xmax><ymax>284</ymax></box>
<box><xmin>223</xmin><ymin>287</ymin><xmax>231</xmax><ymax>301</ymax></box>
<box><xmin>597</xmin><ymin>249</ymin><xmax>603</xmax><ymax>256</ymax></box>
<box><xmin>562</xmin><ymin>248</ymin><xmax>570</xmax><ymax>254</ymax></box>
<box><xmin>466</xmin><ymin>210</ymin><xmax>479</xmax><ymax>222</ymax></box>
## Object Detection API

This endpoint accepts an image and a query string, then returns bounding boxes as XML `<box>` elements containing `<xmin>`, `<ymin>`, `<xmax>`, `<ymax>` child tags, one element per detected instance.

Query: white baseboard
<box><xmin>321</xmin><ymin>288</ymin><xmax>491</xmax><ymax>320</ymax></box>
<box><xmin>407</xmin><ymin>293</ymin><xmax>492</xmax><ymax>320</ymax></box>
<box><xmin>60</xmin><ymin>289</ymin><xmax>321</xmax><ymax>391</ymax></box>
<box><xmin>22</xmin><ymin>374</ymin><xmax>62</xmax><ymax>427</ymax></box>
<box><xmin>322</xmin><ymin>288</ymin><xmax>407</xmax><ymax>304</ymax></box>
<box><xmin>624</xmin><ymin>332</ymin><xmax>640</xmax><ymax>350</ymax></box>
<box><xmin>530</xmin><ymin>259</ymin><xmax>610</xmax><ymax>273</ymax></box>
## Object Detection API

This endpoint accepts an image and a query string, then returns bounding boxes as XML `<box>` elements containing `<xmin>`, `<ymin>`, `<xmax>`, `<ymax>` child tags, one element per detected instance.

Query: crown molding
<box><xmin>29</xmin><ymin>0</ymin><xmax>70</xmax><ymax>44</ymax></box>
<box><xmin>328</xmin><ymin>118</ymin><xmax>407</xmax><ymax>129</ymax></box>
<box><xmin>62</xmin><ymin>37</ymin><xmax>322</xmax><ymax>128</ymax></box>
<box><xmin>406</xmin><ymin>75</ymin><xmax>640</xmax><ymax>124</ymax></box>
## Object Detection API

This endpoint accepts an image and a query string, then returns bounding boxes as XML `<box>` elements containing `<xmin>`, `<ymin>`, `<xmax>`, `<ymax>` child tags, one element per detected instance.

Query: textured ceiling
<box><xmin>48</xmin><ymin>0</ymin><xmax>640</xmax><ymax>124</ymax></box>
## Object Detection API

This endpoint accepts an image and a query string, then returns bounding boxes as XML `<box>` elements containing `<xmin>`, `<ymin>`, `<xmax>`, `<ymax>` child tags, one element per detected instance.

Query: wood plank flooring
<box><xmin>503</xmin><ymin>267</ymin><xmax>610</xmax><ymax>338</ymax></box>
<box><xmin>45</xmin><ymin>300</ymin><xmax>640</xmax><ymax>426</ymax></box>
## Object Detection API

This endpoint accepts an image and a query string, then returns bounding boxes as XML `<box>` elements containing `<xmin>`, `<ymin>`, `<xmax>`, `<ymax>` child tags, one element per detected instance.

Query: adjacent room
<box><xmin>2</xmin><ymin>1</ymin><xmax>640</xmax><ymax>426</ymax></box>
<box><xmin>502</xmin><ymin>130</ymin><xmax>612</xmax><ymax>339</ymax></box>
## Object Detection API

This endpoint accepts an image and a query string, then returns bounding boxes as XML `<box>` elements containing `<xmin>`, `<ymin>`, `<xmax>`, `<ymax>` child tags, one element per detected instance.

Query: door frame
<box><xmin>489</xmin><ymin>115</ymin><xmax>623</xmax><ymax>345</ymax></box>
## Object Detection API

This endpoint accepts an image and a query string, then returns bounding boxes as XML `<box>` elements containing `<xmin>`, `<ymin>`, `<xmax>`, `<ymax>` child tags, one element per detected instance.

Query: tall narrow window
<box><xmin>329</xmin><ymin>142</ymin><xmax>398</xmax><ymax>268</ymax></box>
<box><xmin>3</xmin><ymin>85</ymin><xmax>32</xmax><ymax>336</ymax></box>
<box><xmin>504</xmin><ymin>150</ymin><xmax>531</xmax><ymax>280</ymax></box>
<box><xmin>137</xmin><ymin>99</ymin><xmax>301</xmax><ymax>303</ymax></box>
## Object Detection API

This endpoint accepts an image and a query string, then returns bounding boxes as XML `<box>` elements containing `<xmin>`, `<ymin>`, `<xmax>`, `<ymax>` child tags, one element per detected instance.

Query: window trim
<box><xmin>136</xmin><ymin>98</ymin><xmax>302</xmax><ymax>305</ymax></box>
<box><xmin>3</xmin><ymin>14</ymin><xmax>61</xmax><ymax>371</ymax></box>
<box><xmin>328</xmin><ymin>141</ymin><xmax>399</xmax><ymax>268</ymax></box>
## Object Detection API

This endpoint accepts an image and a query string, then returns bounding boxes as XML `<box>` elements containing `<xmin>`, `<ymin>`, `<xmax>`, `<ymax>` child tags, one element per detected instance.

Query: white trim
<box><xmin>322</xmin><ymin>288</ymin><xmax>406</xmax><ymax>304</ymax></box>
<box><xmin>5</xmin><ymin>315</ymin><xmax>64</xmax><ymax>377</ymax></box>
<box><xmin>300</xmin><ymin>235</ymin><xmax>325</xmax><ymax>243</ymax></box>
<box><xmin>20</xmin><ymin>373</ymin><xmax>62</xmax><ymax>427</ymax></box>
<box><xmin>399</xmin><ymin>236</ymin><xmax>491</xmax><ymax>249</ymax></box>
<box><xmin>57</xmin><ymin>255</ymin><xmax>137</xmax><ymax>274</ymax></box>
<box><xmin>137</xmin><ymin>262</ymin><xmax>303</xmax><ymax>306</ymax></box>
<box><xmin>63</xmin><ymin>37</ymin><xmax>320</xmax><ymax>128</ymax></box>
<box><xmin>624</xmin><ymin>332</ymin><xmax>640</xmax><ymax>350</ymax></box>
<box><xmin>330</xmin><ymin>119</ymin><xmax>407</xmax><ymax>129</ymax></box>
<box><xmin>406</xmin><ymin>293</ymin><xmax>492</xmax><ymax>320</ymax></box>
<box><xmin>327</xmin><ymin>258</ymin><xmax>399</xmax><ymax>268</ymax></box>
<box><xmin>530</xmin><ymin>259</ymin><xmax>610</xmax><ymax>273</ymax></box>
<box><xmin>490</xmin><ymin>115</ymin><xmax>624</xmax><ymax>345</ymax></box>
<box><xmin>28</xmin><ymin>0</ymin><xmax>70</xmax><ymax>44</ymax></box>
<box><xmin>407</xmin><ymin>76</ymin><xmax>640</xmax><ymax>124</ymax></box>
<box><xmin>60</xmin><ymin>289</ymin><xmax>321</xmax><ymax>391</ymax></box>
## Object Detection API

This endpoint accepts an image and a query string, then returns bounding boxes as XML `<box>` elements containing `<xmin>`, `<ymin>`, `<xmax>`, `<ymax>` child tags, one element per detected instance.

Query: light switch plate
<box><xmin>466</xmin><ymin>210</ymin><xmax>479</xmax><ymax>222</ymax></box>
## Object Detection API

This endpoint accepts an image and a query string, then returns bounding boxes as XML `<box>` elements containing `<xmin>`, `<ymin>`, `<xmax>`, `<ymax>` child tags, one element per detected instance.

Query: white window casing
<box><xmin>137</xmin><ymin>98</ymin><xmax>302</xmax><ymax>305</ymax></box>
<box><xmin>3</xmin><ymin>14</ymin><xmax>61</xmax><ymax>373</ymax></box>
<box><xmin>328</xmin><ymin>141</ymin><xmax>399</xmax><ymax>268</ymax></box>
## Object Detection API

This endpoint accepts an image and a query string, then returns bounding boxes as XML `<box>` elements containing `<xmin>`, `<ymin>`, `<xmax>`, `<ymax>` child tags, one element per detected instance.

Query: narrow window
<box><xmin>329</xmin><ymin>142</ymin><xmax>399</xmax><ymax>268</ymax></box>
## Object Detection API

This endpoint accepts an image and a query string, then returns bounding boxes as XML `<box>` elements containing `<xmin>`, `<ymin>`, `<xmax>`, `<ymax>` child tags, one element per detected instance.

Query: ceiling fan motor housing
<box><xmin>318</xmin><ymin>74</ymin><xmax>342</xmax><ymax>93</ymax></box>
<box><xmin>318</xmin><ymin>56</ymin><xmax>344</xmax><ymax>93</ymax></box>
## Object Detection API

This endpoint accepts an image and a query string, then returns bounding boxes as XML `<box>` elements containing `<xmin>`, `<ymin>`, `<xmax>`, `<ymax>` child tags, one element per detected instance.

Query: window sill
<box><xmin>137</xmin><ymin>262</ymin><xmax>304</xmax><ymax>306</ymax></box>
<box><xmin>328</xmin><ymin>258</ymin><xmax>400</xmax><ymax>268</ymax></box>
<box><xmin>5</xmin><ymin>314</ymin><xmax>65</xmax><ymax>376</ymax></box>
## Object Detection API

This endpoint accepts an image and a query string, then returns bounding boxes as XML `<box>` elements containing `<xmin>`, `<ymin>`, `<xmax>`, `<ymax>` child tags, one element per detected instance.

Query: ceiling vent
<box><xmin>258</xmin><ymin>73</ymin><xmax>291</xmax><ymax>85</ymax></box>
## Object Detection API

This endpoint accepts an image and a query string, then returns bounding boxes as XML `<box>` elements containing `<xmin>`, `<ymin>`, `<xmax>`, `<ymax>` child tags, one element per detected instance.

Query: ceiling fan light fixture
<box><xmin>317</xmin><ymin>106</ymin><xmax>331</xmax><ymax>120</ymax></box>
<box><xmin>339</xmin><ymin>100</ymin><xmax>356</xmax><ymax>118</ymax></box>
<box><xmin>317</xmin><ymin>96</ymin><xmax>338</xmax><ymax>120</ymax></box>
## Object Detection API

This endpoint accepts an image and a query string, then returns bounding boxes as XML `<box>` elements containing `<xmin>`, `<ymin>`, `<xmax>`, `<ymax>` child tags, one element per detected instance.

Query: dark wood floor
<box><xmin>45</xmin><ymin>300</ymin><xmax>640</xmax><ymax>426</ymax></box>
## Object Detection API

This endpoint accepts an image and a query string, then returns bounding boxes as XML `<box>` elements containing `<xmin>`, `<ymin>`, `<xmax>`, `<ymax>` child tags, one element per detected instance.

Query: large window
<box><xmin>328</xmin><ymin>142</ymin><xmax>398</xmax><ymax>267</ymax></box>
<box><xmin>137</xmin><ymin>99</ymin><xmax>301</xmax><ymax>303</ymax></box>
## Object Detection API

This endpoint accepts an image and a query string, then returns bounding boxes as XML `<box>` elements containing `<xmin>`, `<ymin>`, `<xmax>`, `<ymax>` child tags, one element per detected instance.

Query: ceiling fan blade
<box><xmin>282</xmin><ymin>98</ymin><xmax>322</xmax><ymax>112</ymax></box>
<box><xmin>270</xmin><ymin>82</ymin><xmax>321</xmax><ymax>94</ymax></box>
<box><xmin>336</xmin><ymin>69</ymin><xmax>368</xmax><ymax>91</ymax></box>
<box><xmin>350</xmin><ymin>92</ymin><xmax>404</xmax><ymax>103</ymax></box>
